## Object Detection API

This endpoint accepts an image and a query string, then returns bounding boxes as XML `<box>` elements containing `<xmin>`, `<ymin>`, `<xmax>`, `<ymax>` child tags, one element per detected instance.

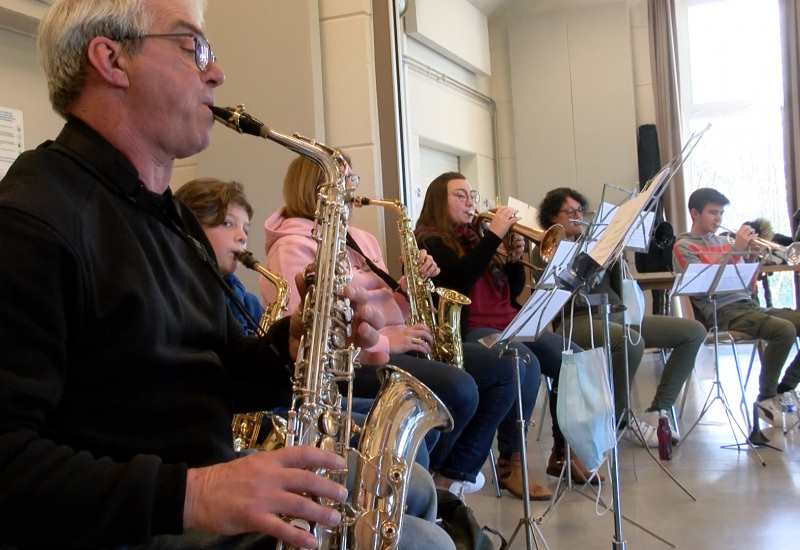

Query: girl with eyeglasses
<box><xmin>415</xmin><ymin>172</ymin><xmax>601</xmax><ymax>498</ymax></box>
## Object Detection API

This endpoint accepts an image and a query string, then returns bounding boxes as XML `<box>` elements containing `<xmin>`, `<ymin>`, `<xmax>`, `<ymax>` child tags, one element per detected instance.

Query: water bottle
<box><xmin>780</xmin><ymin>394</ymin><xmax>797</xmax><ymax>431</ymax></box>
<box><xmin>657</xmin><ymin>410</ymin><xmax>672</xmax><ymax>461</ymax></box>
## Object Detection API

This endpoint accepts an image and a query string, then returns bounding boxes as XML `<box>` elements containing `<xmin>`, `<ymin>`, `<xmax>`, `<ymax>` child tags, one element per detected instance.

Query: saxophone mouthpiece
<box><xmin>210</xmin><ymin>104</ymin><xmax>267</xmax><ymax>138</ymax></box>
<box><xmin>235</xmin><ymin>250</ymin><xmax>258</xmax><ymax>270</ymax></box>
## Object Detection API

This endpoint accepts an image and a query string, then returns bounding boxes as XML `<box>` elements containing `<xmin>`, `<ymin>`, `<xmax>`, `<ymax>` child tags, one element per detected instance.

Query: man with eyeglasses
<box><xmin>0</xmin><ymin>1</ymin><xmax>453</xmax><ymax>549</ymax></box>
<box><xmin>533</xmin><ymin>188</ymin><xmax>706</xmax><ymax>449</ymax></box>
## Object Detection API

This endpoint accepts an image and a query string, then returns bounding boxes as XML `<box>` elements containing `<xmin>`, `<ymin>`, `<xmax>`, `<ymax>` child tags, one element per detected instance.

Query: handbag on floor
<box><xmin>437</xmin><ymin>490</ymin><xmax>506</xmax><ymax>550</ymax></box>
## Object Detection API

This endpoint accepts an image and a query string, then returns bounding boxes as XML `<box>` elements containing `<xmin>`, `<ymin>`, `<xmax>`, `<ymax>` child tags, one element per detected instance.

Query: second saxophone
<box><xmin>354</xmin><ymin>197</ymin><xmax>471</xmax><ymax>369</ymax></box>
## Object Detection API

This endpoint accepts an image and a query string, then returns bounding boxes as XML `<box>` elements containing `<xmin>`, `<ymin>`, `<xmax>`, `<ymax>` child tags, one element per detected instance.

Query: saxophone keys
<box><xmin>320</xmin><ymin>410</ymin><xmax>340</xmax><ymax>436</ymax></box>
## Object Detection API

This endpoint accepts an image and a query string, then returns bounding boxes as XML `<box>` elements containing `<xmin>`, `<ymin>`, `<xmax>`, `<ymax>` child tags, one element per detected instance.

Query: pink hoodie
<box><xmin>262</xmin><ymin>207</ymin><xmax>410</xmax><ymax>355</ymax></box>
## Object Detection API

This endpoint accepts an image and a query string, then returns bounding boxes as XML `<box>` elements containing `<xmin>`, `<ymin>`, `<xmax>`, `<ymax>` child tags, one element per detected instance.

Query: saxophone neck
<box><xmin>235</xmin><ymin>250</ymin><xmax>290</xmax><ymax>332</ymax></box>
<box><xmin>212</xmin><ymin>104</ymin><xmax>347</xmax><ymax>187</ymax></box>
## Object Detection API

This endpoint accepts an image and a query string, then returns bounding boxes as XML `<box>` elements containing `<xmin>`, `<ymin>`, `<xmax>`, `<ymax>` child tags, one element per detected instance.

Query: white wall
<box><xmin>402</xmin><ymin>0</ymin><xmax>498</xmax><ymax>215</ymax></box>
<box><xmin>489</xmin><ymin>0</ymin><xmax>655</xmax><ymax>212</ymax></box>
<box><xmin>192</xmin><ymin>0</ymin><xmax>327</xmax><ymax>297</ymax></box>
<box><xmin>0</xmin><ymin>26</ymin><xmax>62</xmax><ymax>155</ymax></box>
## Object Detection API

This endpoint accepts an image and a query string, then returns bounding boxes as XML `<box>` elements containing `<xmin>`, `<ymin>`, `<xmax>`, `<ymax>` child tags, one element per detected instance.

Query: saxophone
<box><xmin>353</xmin><ymin>197</ymin><xmax>471</xmax><ymax>369</ymax></box>
<box><xmin>236</xmin><ymin>250</ymin><xmax>291</xmax><ymax>336</ymax></box>
<box><xmin>230</xmin><ymin>250</ymin><xmax>291</xmax><ymax>452</ymax></box>
<box><xmin>211</xmin><ymin>105</ymin><xmax>453</xmax><ymax>550</ymax></box>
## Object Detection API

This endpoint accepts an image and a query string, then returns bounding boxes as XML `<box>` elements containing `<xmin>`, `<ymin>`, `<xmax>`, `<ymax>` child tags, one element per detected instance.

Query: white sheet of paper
<box><xmin>538</xmin><ymin>240</ymin><xmax>579</xmax><ymax>287</ymax></box>
<box><xmin>587</xmin><ymin>202</ymin><xmax>655</xmax><ymax>251</ymax></box>
<box><xmin>624</xmin><ymin>211</ymin><xmax>656</xmax><ymax>251</ymax></box>
<box><xmin>672</xmin><ymin>262</ymin><xmax>758</xmax><ymax>295</ymax></box>
<box><xmin>0</xmin><ymin>106</ymin><xmax>24</xmax><ymax>179</ymax></box>
<box><xmin>588</xmin><ymin>184</ymin><xmax>657</xmax><ymax>267</ymax></box>
<box><xmin>494</xmin><ymin>288</ymin><xmax>573</xmax><ymax>344</ymax></box>
<box><xmin>507</xmin><ymin>196</ymin><xmax>543</xmax><ymax>231</ymax></box>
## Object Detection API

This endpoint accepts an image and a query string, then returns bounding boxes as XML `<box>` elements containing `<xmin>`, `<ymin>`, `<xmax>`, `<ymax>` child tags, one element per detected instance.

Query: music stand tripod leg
<box><xmin>617</xmin><ymin>313</ymin><xmax>696</xmax><ymax>501</ymax></box>
<box><xmin>503</xmin><ymin>346</ymin><xmax>550</xmax><ymax>550</ymax></box>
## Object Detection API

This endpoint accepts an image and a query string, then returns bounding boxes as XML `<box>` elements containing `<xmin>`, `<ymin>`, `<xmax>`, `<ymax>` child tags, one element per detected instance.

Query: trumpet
<box><xmin>720</xmin><ymin>226</ymin><xmax>800</xmax><ymax>266</ymax></box>
<box><xmin>474</xmin><ymin>211</ymin><xmax>566</xmax><ymax>265</ymax></box>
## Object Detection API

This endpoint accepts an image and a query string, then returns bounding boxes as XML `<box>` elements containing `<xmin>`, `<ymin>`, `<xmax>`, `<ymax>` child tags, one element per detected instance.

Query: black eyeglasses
<box><xmin>450</xmin><ymin>189</ymin><xmax>480</xmax><ymax>204</ymax></box>
<box><xmin>119</xmin><ymin>32</ymin><xmax>215</xmax><ymax>72</ymax></box>
<box><xmin>559</xmin><ymin>206</ymin><xmax>584</xmax><ymax>217</ymax></box>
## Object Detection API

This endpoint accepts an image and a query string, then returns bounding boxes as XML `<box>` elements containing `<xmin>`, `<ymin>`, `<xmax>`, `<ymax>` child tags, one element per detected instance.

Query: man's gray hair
<box><xmin>37</xmin><ymin>0</ymin><xmax>207</xmax><ymax>119</ymax></box>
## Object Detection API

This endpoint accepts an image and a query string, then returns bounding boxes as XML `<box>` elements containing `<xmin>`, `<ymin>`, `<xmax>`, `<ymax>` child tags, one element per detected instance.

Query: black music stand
<box><xmin>671</xmin><ymin>261</ymin><xmax>775</xmax><ymax>462</ymax></box>
<box><xmin>483</xmin><ymin>286</ymin><xmax>573</xmax><ymax>550</ymax></box>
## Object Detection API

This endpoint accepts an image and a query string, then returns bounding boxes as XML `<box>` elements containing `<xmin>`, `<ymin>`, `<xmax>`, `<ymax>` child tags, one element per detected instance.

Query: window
<box><xmin>676</xmin><ymin>0</ymin><xmax>793</xmax><ymax>306</ymax></box>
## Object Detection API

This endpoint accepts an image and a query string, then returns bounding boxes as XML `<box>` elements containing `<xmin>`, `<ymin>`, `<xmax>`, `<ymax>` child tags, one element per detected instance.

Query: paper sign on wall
<box><xmin>0</xmin><ymin>107</ymin><xmax>24</xmax><ymax>179</ymax></box>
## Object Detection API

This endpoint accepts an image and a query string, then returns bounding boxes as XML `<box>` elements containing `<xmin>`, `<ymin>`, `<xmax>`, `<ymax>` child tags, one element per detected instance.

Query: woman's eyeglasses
<box><xmin>559</xmin><ymin>206</ymin><xmax>584</xmax><ymax>217</ymax></box>
<box><xmin>118</xmin><ymin>32</ymin><xmax>215</xmax><ymax>72</ymax></box>
<box><xmin>450</xmin><ymin>190</ymin><xmax>480</xmax><ymax>204</ymax></box>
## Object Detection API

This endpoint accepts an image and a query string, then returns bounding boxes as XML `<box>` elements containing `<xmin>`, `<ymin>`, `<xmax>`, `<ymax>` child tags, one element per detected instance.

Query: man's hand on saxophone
<box><xmin>288</xmin><ymin>273</ymin><xmax>390</xmax><ymax>366</ymax></box>
<box><xmin>184</xmin><ymin>446</ymin><xmax>348</xmax><ymax>549</ymax></box>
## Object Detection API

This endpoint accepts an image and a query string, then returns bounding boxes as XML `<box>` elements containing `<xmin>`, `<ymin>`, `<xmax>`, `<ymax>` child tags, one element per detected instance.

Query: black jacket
<box><xmin>0</xmin><ymin>118</ymin><xmax>293</xmax><ymax>547</ymax></box>
<box><xmin>418</xmin><ymin>231</ymin><xmax>525</xmax><ymax>335</ymax></box>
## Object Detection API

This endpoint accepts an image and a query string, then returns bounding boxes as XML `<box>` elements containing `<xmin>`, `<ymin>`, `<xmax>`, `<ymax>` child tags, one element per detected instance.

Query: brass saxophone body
<box><xmin>212</xmin><ymin>105</ymin><xmax>452</xmax><ymax>550</ymax></box>
<box><xmin>236</xmin><ymin>250</ymin><xmax>291</xmax><ymax>335</ymax></box>
<box><xmin>353</xmin><ymin>197</ymin><xmax>471</xmax><ymax>369</ymax></box>
<box><xmin>230</xmin><ymin>250</ymin><xmax>291</xmax><ymax>453</ymax></box>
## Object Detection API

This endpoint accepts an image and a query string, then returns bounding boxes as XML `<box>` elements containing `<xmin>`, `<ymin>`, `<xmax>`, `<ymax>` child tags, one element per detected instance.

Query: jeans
<box><xmin>123</xmin><ymin>463</ymin><xmax>453</xmax><ymax>550</ymax></box>
<box><xmin>428</xmin><ymin>341</ymin><xmax>517</xmax><ymax>481</ymax></box>
<box><xmin>560</xmin><ymin>313</ymin><xmax>705</xmax><ymax>421</ymax></box>
<box><xmin>354</xmin><ymin>356</ymin><xmax>479</xmax><ymax>479</ymax></box>
<box><xmin>718</xmin><ymin>302</ymin><xmax>800</xmax><ymax>399</ymax></box>
<box><xmin>463</xmin><ymin>327</ymin><xmax>542</xmax><ymax>456</ymax></box>
<box><xmin>522</xmin><ymin>330</ymin><xmax>582</xmax><ymax>447</ymax></box>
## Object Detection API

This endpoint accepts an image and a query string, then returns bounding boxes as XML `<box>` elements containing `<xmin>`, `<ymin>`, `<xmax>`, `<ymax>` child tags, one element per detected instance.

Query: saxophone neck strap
<box><xmin>345</xmin><ymin>233</ymin><xmax>408</xmax><ymax>299</ymax></box>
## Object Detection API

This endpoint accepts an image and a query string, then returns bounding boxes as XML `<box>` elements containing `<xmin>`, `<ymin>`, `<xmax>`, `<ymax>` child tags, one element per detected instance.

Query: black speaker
<box><xmin>634</xmin><ymin>124</ymin><xmax>672</xmax><ymax>314</ymax></box>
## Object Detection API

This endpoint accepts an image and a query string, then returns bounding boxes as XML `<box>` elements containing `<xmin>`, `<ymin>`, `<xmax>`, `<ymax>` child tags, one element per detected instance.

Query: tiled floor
<box><xmin>463</xmin><ymin>345</ymin><xmax>800</xmax><ymax>550</ymax></box>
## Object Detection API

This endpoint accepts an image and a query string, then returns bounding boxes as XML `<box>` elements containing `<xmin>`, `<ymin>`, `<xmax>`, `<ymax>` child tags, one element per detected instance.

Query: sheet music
<box><xmin>624</xmin><ymin>211</ymin><xmax>655</xmax><ymax>251</ymax></box>
<box><xmin>672</xmin><ymin>262</ymin><xmax>758</xmax><ymax>295</ymax></box>
<box><xmin>716</xmin><ymin>263</ymin><xmax>758</xmax><ymax>292</ymax></box>
<box><xmin>508</xmin><ymin>196</ymin><xmax>543</xmax><ymax>231</ymax></box>
<box><xmin>538</xmin><ymin>240</ymin><xmax>579</xmax><ymax>287</ymax></box>
<box><xmin>591</xmin><ymin>201</ymin><xmax>654</xmax><ymax>251</ymax></box>
<box><xmin>493</xmin><ymin>288</ymin><xmax>573</xmax><ymax>344</ymax></box>
<box><xmin>587</xmin><ymin>189</ymin><xmax>654</xmax><ymax>267</ymax></box>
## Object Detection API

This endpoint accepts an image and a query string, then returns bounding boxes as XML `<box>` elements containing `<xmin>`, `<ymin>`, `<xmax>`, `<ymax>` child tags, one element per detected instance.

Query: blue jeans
<box><xmin>354</xmin><ymin>356</ymin><xmax>478</xmax><ymax>477</ymax></box>
<box><xmin>123</xmin><ymin>463</ymin><xmax>453</xmax><ymax>550</ymax></box>
<box><xmin>429</xmin><ymin>341</ymin><xmax>517</xmax><ymax>480</ymax></box>
<box><xmin>464</xmin><ymin>327</ymin><xmax>550</xmax><ymax>456</ymax></box>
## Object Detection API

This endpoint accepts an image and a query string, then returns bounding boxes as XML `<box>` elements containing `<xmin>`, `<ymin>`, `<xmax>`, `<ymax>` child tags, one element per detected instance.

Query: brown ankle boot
<box><xmin>495</xmin><ymin>452</ymin><xmax>552</xmax><ymax>500</ymax></box>
<box><xmin>546</xmin><ymin>446</ymin><xmax>604</xmax><ymax>485</ymax></box>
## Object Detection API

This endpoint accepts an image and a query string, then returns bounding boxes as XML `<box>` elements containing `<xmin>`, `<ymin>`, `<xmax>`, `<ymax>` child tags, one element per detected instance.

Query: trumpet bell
<box><xmin>540</xmin><ymin>224</ymin><xmax>566</xmax><ymax>264</ymax></box>
<box><xmin>653</xmin><ymin>221</ymin><xmax>676</xmax><ymax>249</ymax></box>
<box><xmin>786</xmin><ymin>242</ymin><xmax>800</xmax><ymax>266</ymax></box>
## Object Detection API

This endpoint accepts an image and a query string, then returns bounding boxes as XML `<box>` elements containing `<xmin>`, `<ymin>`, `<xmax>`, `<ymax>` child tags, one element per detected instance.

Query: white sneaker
<box><xmin>620</xmin><ymin>417</ymin><xmax>659</xmax><ymax>448</ymax></box>
<box><xmin>641</xmin><ymin>410</ymin><xmax>682</xmax><ymax>445</ymax></box>
<box><xmin>757</xmin><ymin>395</ymin><xmax>783</xmax><ymax>428</ymax></box>
<box><xmin>447</xmin><ymin>471</ymin><xmax>485</xmax><ymax>496</ymax></box>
